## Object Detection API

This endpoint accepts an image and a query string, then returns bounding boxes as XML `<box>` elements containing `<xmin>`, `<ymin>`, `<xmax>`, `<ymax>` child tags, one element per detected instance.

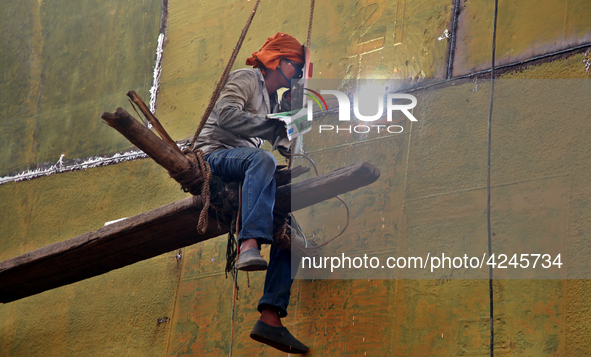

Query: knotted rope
<box><xmin>169</xmin><ymin>148</ymin><xmax>213</xmax><ymax>234</ymax></box>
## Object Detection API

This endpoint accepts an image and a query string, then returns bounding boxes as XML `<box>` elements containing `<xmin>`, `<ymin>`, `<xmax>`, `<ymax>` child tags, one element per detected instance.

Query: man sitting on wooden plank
<box><xmin>193</xmin><ymin>32</ymin><xmax>308</xmax><ymax>354</ymax></box>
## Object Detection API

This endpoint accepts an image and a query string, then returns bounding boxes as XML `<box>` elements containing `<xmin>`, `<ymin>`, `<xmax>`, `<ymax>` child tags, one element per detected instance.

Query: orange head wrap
<box><xmin>245</xmin><ymin>32</ymin><xmax>304</xmax><ymax>71</ymax></box>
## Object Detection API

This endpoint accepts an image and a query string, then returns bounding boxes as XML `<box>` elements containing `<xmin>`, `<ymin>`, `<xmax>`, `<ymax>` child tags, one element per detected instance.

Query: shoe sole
<box><xmin>236</xmin><ymin>261</ymin><xmax>268</xmax><ymax>271</ymax></box>
<box><xmin>236</xmin><ymin>248</ymin><xmax>268</xmax><ymax>271</ymax></box>
<box><xmin>250</xmin><ymin>332</ymin><xmax>308</xmax><ymax>354</ymax></box>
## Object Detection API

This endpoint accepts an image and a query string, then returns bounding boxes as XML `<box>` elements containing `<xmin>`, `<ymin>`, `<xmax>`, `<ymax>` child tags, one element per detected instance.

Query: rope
<box><xmin>225</xmin><ymin>185</ymin><xmax>241</xmax><ymax>277</ymax></box>
<box><xmin>195</xmin><ymin>150</ymin><xmax>212</xmax><ymax>234</ymax></box>
<box><xmin>229</xmin><ymin>265</ymin><xmax>238</xmax><ymax>357</ymax></box>
<box><xmin>170</xmin><ymin>149</ymin><xmax>212</xmax><ymax>234</ymax></box>
<box><xmin>187</xmin><ymin>0</ymin><xmax>262</xmax><ymax>236</ymax></box>
<box><xmin>228</xmin><ymin>186</ymin><xmax>241</xmax><ymax>357</ymax></box>
<box><xmin>224</xmin><ymin>221</ymin><xmax>238</xmax><ymax>278</ymax></box>
<box><xmin>191</xmin><ymin>0</ymin><xmax>263</xmax><ymax>146</ymax></box>
<box><xmin>307</xmin><ymin>0</ymin><xmax>315</xmax><ymax>49</ymax></box>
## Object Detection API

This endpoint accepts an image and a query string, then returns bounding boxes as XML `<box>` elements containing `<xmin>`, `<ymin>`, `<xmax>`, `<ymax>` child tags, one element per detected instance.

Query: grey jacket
<box><xmin>194</xmin><ymin>68</ymin><xmax>286</xmax><ymax>155</ymax></box>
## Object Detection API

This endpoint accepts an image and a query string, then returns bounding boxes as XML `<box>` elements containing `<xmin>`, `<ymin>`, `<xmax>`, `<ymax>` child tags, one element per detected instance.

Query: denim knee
<box><xmin>250</xmin><ymin>150</ymin><xmax>277</xmax><ymax>174</ymax></box>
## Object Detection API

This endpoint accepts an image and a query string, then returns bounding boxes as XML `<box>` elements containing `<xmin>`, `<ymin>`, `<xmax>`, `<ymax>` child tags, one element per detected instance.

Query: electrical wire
<box><xmin>278</xmin><ymin>148</ymin><xmax>350</xmax><ymax>247</ymax></box>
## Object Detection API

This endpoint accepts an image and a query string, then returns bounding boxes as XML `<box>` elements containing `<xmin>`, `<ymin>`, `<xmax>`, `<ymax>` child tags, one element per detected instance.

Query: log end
<box><xmin>101</xmin><ymin>108</ymin><xmax>135</xmax><ymax>129</ymax></box>
<box><xmin>101</xmin><ymin>111</ymin><xmax>117</xmax><ymax>122</ymax></box>
<box><xmin>359</xmin><ymin>161</ymin><xmax>381</xmax><ymax>182</ymax></box>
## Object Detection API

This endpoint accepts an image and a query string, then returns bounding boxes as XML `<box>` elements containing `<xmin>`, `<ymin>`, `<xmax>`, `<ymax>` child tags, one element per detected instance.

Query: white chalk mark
<box><xmin>0</xmin><ymin>150</ymin><xmax>148</xmax><ymax>186</ymax></box>
<box><xmin>437</xmin><ymin>29</ymin><xmax>450</xmax><ymax>41</ymax></box>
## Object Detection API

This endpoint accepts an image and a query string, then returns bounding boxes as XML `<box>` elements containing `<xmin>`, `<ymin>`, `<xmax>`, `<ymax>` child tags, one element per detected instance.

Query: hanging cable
<box><xmin>279</xmin><ymin>148</ymin><xmax>350</xmax><ymax>247</ymax></box>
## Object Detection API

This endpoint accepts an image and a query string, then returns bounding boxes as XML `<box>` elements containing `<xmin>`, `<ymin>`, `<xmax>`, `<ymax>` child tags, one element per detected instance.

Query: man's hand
<box><xmin>266</xmin><ymin>117</ymin><xmax>291</xmax><ymax>152</ymax></box>
<box><xmin>273</xmin><ymin>137</ymin><xmax>291</xmax><ymax>152</ymax></box>
<box><xmin>268</xmin><ymin>118</ymin><xmax>288</xmax><ymax>139</ymax></box>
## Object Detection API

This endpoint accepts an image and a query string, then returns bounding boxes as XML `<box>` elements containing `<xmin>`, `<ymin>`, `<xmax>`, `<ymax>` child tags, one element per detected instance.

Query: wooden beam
<box><xmin>0</xmin><ymin>162</ymin><xmax>380</xmax><ymax>303</ymax></box>
<box><xmin>126</xmin><ymin>91</ymin><xmax>181</xmax><ymax>153</ymax></box>
<box><xmin>281</xmin><ymin>161</ymin><xmax>380</xmax><ymax>213</ymax></box>
<box><xmin>0</xmin><ymin>197</ymin><xmax>221</xmax><ymax>304</ymax></box>
<box><xmin>102</xmin><ymin>108</ymin><xmax>191</xmax><ymax>175</ymax></box>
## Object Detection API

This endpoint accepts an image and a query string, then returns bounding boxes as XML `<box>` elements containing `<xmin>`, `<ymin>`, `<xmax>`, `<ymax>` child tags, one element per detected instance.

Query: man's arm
<box><xmin>216</xmin><ymin>70</ymin><xmax>286</xmax><ymax>142</ymax></box>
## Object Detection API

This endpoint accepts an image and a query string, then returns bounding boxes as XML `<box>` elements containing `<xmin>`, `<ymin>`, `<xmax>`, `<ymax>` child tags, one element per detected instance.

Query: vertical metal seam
<box><xmin>446</xmin><ymin>0</ymin><xmax>462</xmax><ymax>79</ymax></box>
<box><xmin>487</xmin><ymin>0</ymin><xmax>500</xmax><ymax>355</ymax></box>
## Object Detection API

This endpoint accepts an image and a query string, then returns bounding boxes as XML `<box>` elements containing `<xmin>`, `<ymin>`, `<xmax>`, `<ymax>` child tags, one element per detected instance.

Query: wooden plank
<box><xmin>0</xmin><ymin>162</ymin><xmax>380</xmax><ymax>303</ymax></box>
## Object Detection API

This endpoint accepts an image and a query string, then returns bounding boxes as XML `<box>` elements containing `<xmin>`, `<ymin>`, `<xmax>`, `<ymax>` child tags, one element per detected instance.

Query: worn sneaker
<box><xmin>250</xmin><ymin>320</ymin><xmax>308</xmax><ymax>354</ymax></box>
<box><xmin>236</xmin><ymin>248</ymin><xmax>268</xmax><ymax>271</ymax></box>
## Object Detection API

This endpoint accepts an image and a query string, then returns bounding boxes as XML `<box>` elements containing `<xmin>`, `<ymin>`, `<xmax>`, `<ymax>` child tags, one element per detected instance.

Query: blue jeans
<box><xmin>205</xmin><ymin>147</ymin><xmax>297</xmax><ymax>317</ymax></box>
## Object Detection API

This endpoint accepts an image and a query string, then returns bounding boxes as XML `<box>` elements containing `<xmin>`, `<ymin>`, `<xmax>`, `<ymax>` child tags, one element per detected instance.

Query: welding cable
<box><xmin>278</xmin><ymin>148</ymin><xmax>350</xmax><ymax>248</ymax></box>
